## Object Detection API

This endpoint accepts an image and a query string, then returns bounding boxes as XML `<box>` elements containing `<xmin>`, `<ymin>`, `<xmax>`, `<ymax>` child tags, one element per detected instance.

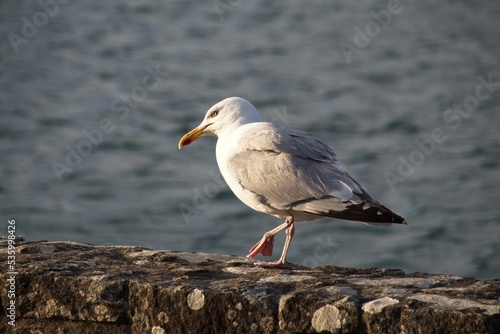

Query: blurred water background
<box><xmin>1</xmin><ymin>0</ymin><xmax>499</xmax><ymax>279</ymax></box>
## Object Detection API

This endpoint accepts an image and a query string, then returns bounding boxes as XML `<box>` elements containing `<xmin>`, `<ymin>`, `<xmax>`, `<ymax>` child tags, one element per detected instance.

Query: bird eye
<box><xmin>209</xmin><ymin>110</ymin><xmax>219</xmax><ymax>118</ymax></box>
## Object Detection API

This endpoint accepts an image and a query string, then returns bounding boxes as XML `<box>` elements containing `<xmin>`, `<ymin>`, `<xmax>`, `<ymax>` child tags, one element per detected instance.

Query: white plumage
<box><xmin>179</xmin><ymin>97</ymin><xmax>405</xmax><ymax>268</ymax></box>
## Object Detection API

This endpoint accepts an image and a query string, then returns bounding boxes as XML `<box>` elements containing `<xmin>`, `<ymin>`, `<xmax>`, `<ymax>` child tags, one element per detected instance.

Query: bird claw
<box><xmin>254</xmin><ymin>260</ymin><xmax>286</xmax><ymax>268</ymax></box>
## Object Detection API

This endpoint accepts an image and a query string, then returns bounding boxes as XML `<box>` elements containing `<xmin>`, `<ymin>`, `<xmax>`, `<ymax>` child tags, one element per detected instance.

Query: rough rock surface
<box><xmin>1</xmin><ymin>238</ymin><xmax>499</xmax><ymax>334</ymax></box>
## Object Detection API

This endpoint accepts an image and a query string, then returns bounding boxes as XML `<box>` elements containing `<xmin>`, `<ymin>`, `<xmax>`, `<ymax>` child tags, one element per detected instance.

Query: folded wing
<box><xmin>227</xmin><ymin>124</ymin><xmax>405</xmax><ymax>224</ymax></box>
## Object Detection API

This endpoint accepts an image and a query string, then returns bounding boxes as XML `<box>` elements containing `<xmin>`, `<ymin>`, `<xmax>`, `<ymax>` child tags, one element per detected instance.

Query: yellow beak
<box><xmin>178</xmin><ymin>125</ymin><xmax>207</xmax><ymax>149</ymax></box>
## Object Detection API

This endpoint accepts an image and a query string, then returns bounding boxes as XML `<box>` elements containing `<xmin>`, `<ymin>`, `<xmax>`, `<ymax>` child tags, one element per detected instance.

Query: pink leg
<box><xmin>247</xmin><ymin>216</ymin><xmax>295</xmax><ymax>268</ymax></box>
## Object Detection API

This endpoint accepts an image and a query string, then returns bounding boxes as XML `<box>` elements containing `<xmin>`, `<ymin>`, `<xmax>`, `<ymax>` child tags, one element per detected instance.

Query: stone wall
<box><xmin>1</xmin><ymin>238</ymin><xmax>499</xmax><ymax>333</ymax></box>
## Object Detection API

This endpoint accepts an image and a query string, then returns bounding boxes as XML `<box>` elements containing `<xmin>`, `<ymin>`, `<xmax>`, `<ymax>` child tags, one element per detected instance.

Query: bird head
<box><xmin>178</xmin><ymin>97</ymin><xmax>261</xmax><ymax>149</ymax></box>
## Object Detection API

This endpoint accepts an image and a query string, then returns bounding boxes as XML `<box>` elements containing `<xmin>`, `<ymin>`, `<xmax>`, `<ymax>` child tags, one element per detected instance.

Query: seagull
<box><xmin>179</xmin><ymin>97</ymin><xmax>406</xmax><ymax>268</ymax></box>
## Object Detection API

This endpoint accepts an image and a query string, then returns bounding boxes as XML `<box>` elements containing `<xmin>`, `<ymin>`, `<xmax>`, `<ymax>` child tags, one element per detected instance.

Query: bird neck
<box><xmin>234</xmin><ymin>111</ymin><xmax>262</xmax><ymax>126</ymax></box>
<box><xmin>218</xmin><ymin>114</ymin><xmax>261</xmax><ymax>138</ymax></box>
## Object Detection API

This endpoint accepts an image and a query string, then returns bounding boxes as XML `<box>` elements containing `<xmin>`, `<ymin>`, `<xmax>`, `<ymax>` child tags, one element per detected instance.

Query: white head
<box><xmin>178</xmin><ymin>97</ymin><xmax>262</xmax><ymax>148</ymax></box>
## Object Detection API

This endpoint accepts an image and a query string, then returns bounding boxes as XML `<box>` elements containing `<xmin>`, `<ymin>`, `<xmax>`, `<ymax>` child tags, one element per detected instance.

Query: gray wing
<box><xmin>227</xmin><ymin>124</ymin><xmax>405</xmax><ymax>224</ymax></box>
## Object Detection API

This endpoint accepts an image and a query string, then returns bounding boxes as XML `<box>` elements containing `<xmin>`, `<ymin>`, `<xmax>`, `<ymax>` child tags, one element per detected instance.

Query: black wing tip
<box><xmin>392</xmin><ymin>216</ymin><xmax>407</xmax><ymax>225</ymax></box>
<box><xmin>369</xmin><ymin>212</ymin><xmax>407</xmax><ymax>225</ymax></box>
<box><xmin>377</xmin><ymin>205</ymin><xmax>406</xmax><ymax>225</ymax></box>
<box><xmin>320</xmin><ymin>201</ymin><xmax>407</xmax><ymax>225</ymax></box>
